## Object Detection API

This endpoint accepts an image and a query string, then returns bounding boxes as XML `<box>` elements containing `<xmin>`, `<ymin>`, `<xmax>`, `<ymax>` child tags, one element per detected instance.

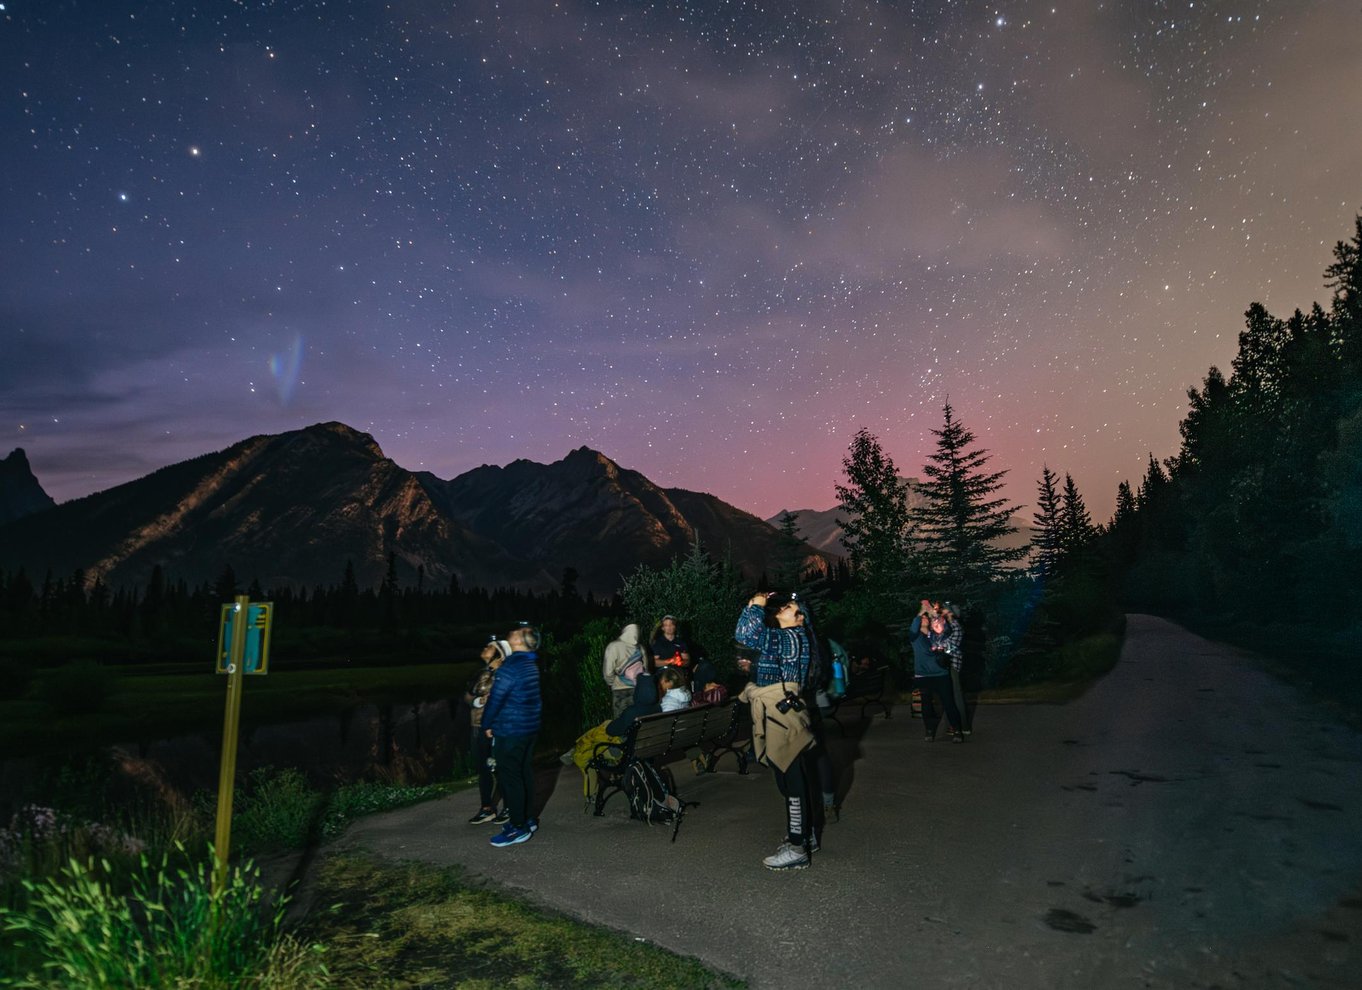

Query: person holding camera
<box><xmin>735</xmin><ymin>591</ymin><xmax>818</xmax><ymax>871</ymax></box>
<box><xmin>910</xmin><ymin>599</ymin><xmax>965</xmax><ymax>742</ymax></box>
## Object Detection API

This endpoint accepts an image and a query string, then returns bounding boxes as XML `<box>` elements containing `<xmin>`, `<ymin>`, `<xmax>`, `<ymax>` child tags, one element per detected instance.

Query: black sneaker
<box><xmin>492</xmin><ymin>808</ymin><xmax>510</xmax><ymax>825</ymax></box>
<box><xmin>467</xmin><ymin>807</ymin><xmax>497</xmax><ymax>825</ymax></box>
<box><xmin>924</xmin><ymin>734</ymin><xmax>935</xmax><ymax>742</ymax></box>
<box><xmin>951</xmin><ymin>733</ymin><xmax>965</xmax><ymax>744</ymax></box>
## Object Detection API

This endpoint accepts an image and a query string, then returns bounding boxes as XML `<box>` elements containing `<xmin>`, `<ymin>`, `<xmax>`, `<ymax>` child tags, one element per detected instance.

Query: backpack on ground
<box><xmin>622</xmin><ymin>760</ymin><xmax>681</xmax><ymax>826</ymax></box>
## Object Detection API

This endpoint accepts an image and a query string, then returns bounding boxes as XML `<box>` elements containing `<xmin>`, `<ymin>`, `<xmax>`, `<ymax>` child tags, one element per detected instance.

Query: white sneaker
<box><xmin>762</xmin><ymin>841</ymin><xmax>810</xmax><ymax>871</ymax></box>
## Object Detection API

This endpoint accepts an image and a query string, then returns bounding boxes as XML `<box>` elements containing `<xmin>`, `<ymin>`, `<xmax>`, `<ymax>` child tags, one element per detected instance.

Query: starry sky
<box><xmin>3</xmin><ymin>1</ymin><xmax>1359</xmax><ymax>523</ymax></box>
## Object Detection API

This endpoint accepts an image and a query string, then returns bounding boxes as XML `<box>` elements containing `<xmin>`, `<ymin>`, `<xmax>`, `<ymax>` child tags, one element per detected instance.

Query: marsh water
<box><xmin>0</xmin><ymin>695</ymin><xmax>472</xmax><ymax>820</ymax></box>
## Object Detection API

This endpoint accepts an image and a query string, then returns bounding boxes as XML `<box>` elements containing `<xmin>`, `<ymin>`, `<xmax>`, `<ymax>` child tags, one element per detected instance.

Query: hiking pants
<box><xmin>949</xmin><ymin>666</ymin><xmax>969</xmax><ymax>731</ymax></box>
<box><xmin>917</xmin><ymin>674</ymin><xmax>962</xmax><ymax>736</ymax></box>
<box><xmin>472</xmin><ymin>729</ymin><xmax>497</xmax><ymax>808</ymax></box>
<box><xmin>493</xmin><ymin>732</ymin><xmax>537</xmax><ymax>828</ymax></box>
<box><xmin>772</xmin><ymin>752</ymin><xmax>811</xmax><ymax>845</ymax></box>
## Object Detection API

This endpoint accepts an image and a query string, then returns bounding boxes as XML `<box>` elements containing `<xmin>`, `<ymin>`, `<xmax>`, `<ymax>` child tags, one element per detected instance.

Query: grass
<box><xmin>0</xmin><ymin>846</ymin><xmax>327</xmax><ymax>990</ymax></box>
<box><xmin>2</xmin><ymin>775</ymin><xmax>739</xmax><ymax>989</ymax></box>
<box><xmin>301</xmin><ymin>853</ymin><xmax>744</xmax><ymax>989</ymax></box>
<box><xmin>0</xmin><ymin>661</ymin><xmax>476</xmax><ymax>758</ymax></box>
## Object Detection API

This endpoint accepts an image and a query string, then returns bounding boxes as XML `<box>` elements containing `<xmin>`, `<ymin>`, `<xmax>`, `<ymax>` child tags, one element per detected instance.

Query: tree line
<box><xmin>1101</xmin><ymin>213</ymin><xmax>1362</xmax><ymax>668</ymax></box>
<box><xmin>0</xmin><ymin>556</ymin><xmax>607</xmax><ymax>663</ymax></box>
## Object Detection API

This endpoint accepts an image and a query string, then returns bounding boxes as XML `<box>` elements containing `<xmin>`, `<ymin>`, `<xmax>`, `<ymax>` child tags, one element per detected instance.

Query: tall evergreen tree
<box><xmin>916</xmin><ymin>401</ymin><xmax>1025</xmax><ymax>598</ymax></box>
<box><xmin>1031</xmin><ymin>465</ymin><xmax>1063</xmax><ymax>579</ymax></box>
<box><xmin>1059</xmin><ymin>473</ymin><xmax>1096</xmax><ymax>555</ymax></box>
<box><xmin>772</xmin><ymin>510</ymin><xmax>806</xmax><ymax>589</ymax></box>
<box><xmin>834</xmin><ymin>427</ymin><xmax>917</xmax><ymax>594</ymax></box>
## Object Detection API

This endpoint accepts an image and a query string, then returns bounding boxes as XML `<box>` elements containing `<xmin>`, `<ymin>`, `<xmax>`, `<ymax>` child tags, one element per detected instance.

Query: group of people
<box><xmin>463</xmin><ymin>594</ymin><xmax>971</xmax><ymax>866</ymax></box>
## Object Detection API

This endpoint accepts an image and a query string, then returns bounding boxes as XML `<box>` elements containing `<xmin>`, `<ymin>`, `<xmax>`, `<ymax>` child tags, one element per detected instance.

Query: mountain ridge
<box><xmin>0</xmin><ymin>424</ymin><xmax>829</xmax><ymax>595</ymax></box>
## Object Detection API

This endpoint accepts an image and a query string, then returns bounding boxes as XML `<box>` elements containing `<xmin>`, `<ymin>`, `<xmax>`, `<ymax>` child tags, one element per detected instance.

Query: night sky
<box><xmin>3</xmin><ymin>1</ymin><xmax>1359</xmax><ymax>523</ymax></box>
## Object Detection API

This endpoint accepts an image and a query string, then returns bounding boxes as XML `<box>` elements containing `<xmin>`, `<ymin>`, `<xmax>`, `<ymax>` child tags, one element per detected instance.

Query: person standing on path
<box><xmin>911</xmin><ymin>599</ymin><xmax>964</xmax><ymax>743</ymax></box>
<box><xmin>601</xmin><ymin>623</ymin><xmax>645</xmax><ymax>718</ymax></box>
<box><xmin>465</xmin><ymin>636</ymin><xmax>511</xmax><ymax>825</ymax></box>
<box><xmin>735</xmin><ymin>592</ymin><xmax>818</xmax><ymax>871</ymax></box>
<box><xmin>939</xmin><ymin>602</ymin><xmax>970</xmax><ymax>735</ymax></box>
<box><xmin>483</xmin><ymin>623</ymin><xmax>543</xmax><ymax>847</ymax></box>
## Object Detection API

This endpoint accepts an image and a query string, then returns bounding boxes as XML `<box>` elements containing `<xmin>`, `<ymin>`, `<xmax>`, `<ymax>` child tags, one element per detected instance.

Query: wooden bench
<box><xmin>825</xmin><ymin>665</ymin><xmax>893</xmax><ymax>734</ymax></box>
<box><xmin>586</xmin><ymin>701</ymin><xmax>743</xmax><ymax>841</ymax></box>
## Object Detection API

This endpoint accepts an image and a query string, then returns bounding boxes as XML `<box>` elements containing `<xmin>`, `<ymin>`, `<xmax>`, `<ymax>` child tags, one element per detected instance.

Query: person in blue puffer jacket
<box><xmin>483</xmin><ymin>623</ymin><xmax>543</xmax><ymax>847</ymax></box>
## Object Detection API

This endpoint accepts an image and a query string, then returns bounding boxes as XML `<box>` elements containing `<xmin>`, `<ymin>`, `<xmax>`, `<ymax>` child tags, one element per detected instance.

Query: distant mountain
<box><xmin>418</xmin><ymin>445</ymin><xmax>832</xmax><ymax>594</ymax></box>
<box><xmin>770</xmin><ymin>478</ymin><xmax>1034</xmax><ymax>559</ymax></box>
<box><xmin>769</xmin><ymin>477</ymin><xmax>929</xmax><ymax>556</ymax></box>
<box><xmin>0</xmin><ymin>424</ymin><xmax>828</xmax><ymax>594</ymax></box>
<box><xmin>0</xmin><ymin>448</ymin><xmax>56</xmax><ymax>526</ymax></box>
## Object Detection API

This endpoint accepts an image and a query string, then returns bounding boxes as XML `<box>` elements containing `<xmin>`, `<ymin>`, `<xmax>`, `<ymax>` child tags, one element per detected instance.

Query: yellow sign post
<box><xmin>212</xmin><ymin>595</ymin><xmax>273</xmax><ymax>895</ymax></box>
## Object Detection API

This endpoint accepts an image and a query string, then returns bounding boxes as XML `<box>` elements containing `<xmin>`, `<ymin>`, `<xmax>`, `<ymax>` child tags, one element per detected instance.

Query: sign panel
<box><xmin>216</xmin><ymin>601</ymin><xmax>273</xmax><ymax>675</ymax></box>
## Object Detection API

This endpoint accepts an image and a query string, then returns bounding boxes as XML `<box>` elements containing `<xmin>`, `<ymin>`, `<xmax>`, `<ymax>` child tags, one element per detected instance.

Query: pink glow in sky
<box><xmin>4</xmin><ymin>2</ymin><xmax>1360</xmax><ymax>523</ymax></box>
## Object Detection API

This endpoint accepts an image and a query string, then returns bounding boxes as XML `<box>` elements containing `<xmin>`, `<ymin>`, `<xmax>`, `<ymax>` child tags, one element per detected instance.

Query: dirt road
<box><xmin>339</xmin><ymin>615</ymin><xmax>1362</xmax><ymax>988</ymax></box>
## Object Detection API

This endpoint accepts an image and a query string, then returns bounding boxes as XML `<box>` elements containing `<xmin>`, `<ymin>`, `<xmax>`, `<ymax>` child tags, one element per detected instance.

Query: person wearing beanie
<box><xmin>464</xmin><ymin>637</ymin><xmax>510</xmax><ymax>825</ymax></box>
<box><xmin>485</xmin><ymin>624</ymin><xmax>543</xmax><ymax>847</ymax></box>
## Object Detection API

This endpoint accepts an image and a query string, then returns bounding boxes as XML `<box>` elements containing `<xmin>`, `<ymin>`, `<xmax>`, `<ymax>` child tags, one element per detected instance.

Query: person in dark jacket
<box><xmin>605</xmin><ymin>664</ymin><xmax>661</xmax><ymax>736</ymax></box>
<box><xmin>910</xmin><ymin>599</ymin><xmax>964</xmax><ymax>742</ymax></box>
<box><xmin>483</xmin><ymin>623</ymin><xmax>543</xmax><ymax>846</ymax></box>
<box><xmin>650</xmin><ymin>615</ymin><xmax>691</xmax><ymax>668</ymax></box>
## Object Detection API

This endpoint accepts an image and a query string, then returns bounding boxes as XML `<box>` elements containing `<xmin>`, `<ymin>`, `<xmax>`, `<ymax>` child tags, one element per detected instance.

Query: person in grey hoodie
<box><xmin>602</xmin><ymin>623</ymin><xmax>646</xmax><ymax>718</ymax></box>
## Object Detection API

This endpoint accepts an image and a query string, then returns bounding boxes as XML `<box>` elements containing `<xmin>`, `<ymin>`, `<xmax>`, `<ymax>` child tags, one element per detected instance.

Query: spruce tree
<box><xmin>1031</xmin><ymin>465</ymin><xmax>1063</xmax><ymax>579</ymax></box>
<box><xmin>1059</xmin><ymin>473</ymin><xmax>1096</xmax><ymax>555</ymax></box>
<box><xmin>834</xmin><ymin>427</ymin><xmax>917</xmax><ymax>596</ymax></box>
<box><xmin>916</xmin><ymin>401</ymin><xmax>1025</xmax><ymax>599</ymax></box>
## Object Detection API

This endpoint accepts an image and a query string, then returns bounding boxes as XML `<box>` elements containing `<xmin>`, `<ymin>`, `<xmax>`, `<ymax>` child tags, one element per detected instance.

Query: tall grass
<box><xmin>0</xmin><ymin>845</ymin><xmax>326</xmax><ymax>990</ymax></box>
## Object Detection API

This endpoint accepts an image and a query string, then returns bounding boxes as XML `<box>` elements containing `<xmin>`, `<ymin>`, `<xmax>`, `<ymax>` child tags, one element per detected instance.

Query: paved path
<box><xmin>338</xmin><ymin>615</ymin><xmax>1362</xmax><ymax>988</ymax></box>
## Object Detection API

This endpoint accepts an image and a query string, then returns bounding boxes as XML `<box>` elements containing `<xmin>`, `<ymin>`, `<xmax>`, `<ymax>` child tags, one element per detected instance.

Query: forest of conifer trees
<box><xmin>1102</xmin><ymin>213</ymin><xmax>1362</xmax><ymax>675</ymax></box>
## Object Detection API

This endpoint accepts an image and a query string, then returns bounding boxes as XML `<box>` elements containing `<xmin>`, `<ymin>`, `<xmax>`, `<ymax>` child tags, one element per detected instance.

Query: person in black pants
<box><xmin>465</xmin><ymin>637</ymin><xmax>510</xmax><ymax>824</ymax></box>
<box><xmin>483</xmin><ymin>623</ymin><xmax>543</xmax><ymax>846</ymax></box>
<box><xmin>908</xmin><ymin>600</ymin><xmax>964</xmax><ymax>742</ymax></box>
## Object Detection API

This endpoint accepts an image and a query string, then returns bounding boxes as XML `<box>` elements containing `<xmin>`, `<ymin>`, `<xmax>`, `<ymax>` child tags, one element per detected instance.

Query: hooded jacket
<box><xmin>601</xmin><ymin>623</ymin><xmax>644</xmax><ymax>691</ymax></box>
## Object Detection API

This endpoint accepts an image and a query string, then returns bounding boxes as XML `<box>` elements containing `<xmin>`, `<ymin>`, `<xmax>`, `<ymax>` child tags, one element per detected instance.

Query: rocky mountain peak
<box><xmin>0</xmin><ymin>447</ymin><xmax>58</xmax><ymax>526</ymax></box>
<box><xmin>560</xmin><ymin>446</ymin><xmax>621</xmax><ymax>480</ymax></box>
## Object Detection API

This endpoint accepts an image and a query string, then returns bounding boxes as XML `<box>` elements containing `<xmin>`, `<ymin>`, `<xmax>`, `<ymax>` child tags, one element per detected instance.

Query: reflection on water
<box><xmin>0</xmin><ymin>697</ymin><xmax>471</xmax><ymax>819</ymax></box>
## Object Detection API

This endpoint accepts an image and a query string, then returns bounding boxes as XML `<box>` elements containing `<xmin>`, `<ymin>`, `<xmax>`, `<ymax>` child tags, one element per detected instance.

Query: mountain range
<box><xmin>0</xmin><ymin>423</ymin><xmax>831</xmax><ymax>595</ymax></box>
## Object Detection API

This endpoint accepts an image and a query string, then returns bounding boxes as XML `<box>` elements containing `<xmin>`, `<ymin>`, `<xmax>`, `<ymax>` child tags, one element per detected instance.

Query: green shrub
<box><xmin>318</xmin><ymin>780</ymin><xmax>453</xmax><ymax>839</ymax></box>
<box><xmin>37</xmin><ymin>662</ymin><xmax>117</xmax><ymax>717</ymax></box>
<box><xmin>0</xmin><ymin>845</ymin><xmax>327</xmax><ymax>989</ymax></box>
<box><xmin>231</xmin><ymin>768</ymin><xmax>324</xmax><ymax>853</ymax></box>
